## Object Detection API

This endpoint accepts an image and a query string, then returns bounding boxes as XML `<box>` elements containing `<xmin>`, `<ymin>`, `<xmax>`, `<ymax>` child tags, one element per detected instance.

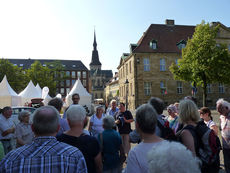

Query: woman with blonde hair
<box><xmin>177</xmin><ymin>99</ymin><xmax>200</xmax><ymax>156</ymax></box>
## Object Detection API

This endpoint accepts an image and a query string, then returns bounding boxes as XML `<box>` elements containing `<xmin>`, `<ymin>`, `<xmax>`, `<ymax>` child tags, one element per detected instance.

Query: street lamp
<box><xmin>125</xmin><ymin>79</ymin><xmax>129</xmax><ymax>110</ymax></box>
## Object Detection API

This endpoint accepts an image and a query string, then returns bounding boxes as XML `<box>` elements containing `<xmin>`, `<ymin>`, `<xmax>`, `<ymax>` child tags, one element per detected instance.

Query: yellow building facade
<box><xmin>118</xmin><ymin>20</ymin><xmax>230</xmax><ymax>111</ymax></box>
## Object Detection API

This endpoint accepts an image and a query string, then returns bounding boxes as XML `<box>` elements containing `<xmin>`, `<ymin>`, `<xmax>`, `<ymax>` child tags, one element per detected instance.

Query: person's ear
<box><xmin>56</xmin><ymin>124</ymin><xmax>60</xmax><ymax>133</ymax></box>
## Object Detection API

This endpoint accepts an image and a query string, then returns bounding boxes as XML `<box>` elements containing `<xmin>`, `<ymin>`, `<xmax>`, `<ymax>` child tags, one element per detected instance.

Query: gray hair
<box><xmin>167</xmin><ymin>104</ymin><xmax>177</xmax><ymax>113</ymax></box>
<box><xmin>18</xmin><ymin>111</ymin><xmax>30</xmax><ymax>122</ymax></box>
<box><xmin>110</xmin><ymin>99</ymin><xmax>117</xmax><ymax>105</ymax></box>
<box><xmin>103</xmin><ymin>115</ymin><xmax>115</xmax><ymax>129</ymax></box>
<box><xmin>216</xmin><ymin>98</ymin><xmax>230</xmax><ymax>110</ymax></box>
<box><xmin>96</xmin><ymin>105</ymin><xmax>104</xmax><ymax>112</ymax></box>
<box><xmin>66</xmin><ymin>105</ymin><xmax>86</xmax><ymax>122</ymax></box>
<box><xmin>179</xmin><ymin>99</ymin><xmax>200</xmax><ymax>124</ymax></box>
<box><xmin>136</xmin><ymin>104</ymin><xmax>158</xmax><ymax>134</ymax></box>
<box><xmin>32</xmin><ymin>106</ymin><xmax>59</xmax><ymax>135</ymax></box>
<box><xmin>148</xmin><ymin>141</ymin><xmax>201</xmax><ymax>173</ymax></box>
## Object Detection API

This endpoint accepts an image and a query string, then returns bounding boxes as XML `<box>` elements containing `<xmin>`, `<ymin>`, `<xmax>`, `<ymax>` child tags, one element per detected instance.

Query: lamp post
<box><xmin>125</xmin><ymin>79</ymin><xmax>129</xmax><ymax>110</ymax></box>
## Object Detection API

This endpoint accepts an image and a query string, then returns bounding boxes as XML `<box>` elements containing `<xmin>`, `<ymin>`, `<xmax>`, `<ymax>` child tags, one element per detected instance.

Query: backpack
<box><xmin>183</xmin><ymin>120</ymin><xmax>221</xmax><ymax>169</ymax></box>
<box><xmin>157</xmin><ymin>120</ymin><xmax>177</xmax><ymax>141</ymax></box>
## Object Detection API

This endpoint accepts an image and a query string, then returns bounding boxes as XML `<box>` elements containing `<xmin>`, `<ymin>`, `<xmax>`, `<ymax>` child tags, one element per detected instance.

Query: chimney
<box><xmin>165</xmin><ymin>19</ymin><xmax>175</xmax><ymax>25</ymax></box>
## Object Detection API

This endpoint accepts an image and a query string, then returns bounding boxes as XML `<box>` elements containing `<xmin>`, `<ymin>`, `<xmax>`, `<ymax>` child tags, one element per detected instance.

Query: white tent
<box><xmin>19</xmin><ymin>80</ymin><xmax>42</xmax><ymax>105</ymax></box>
<box><xmin>35</xmin><ymin>83</ymin><xmax>42</xmax><ymax>98</ymax></box>
<box><xmin>43</xmin><ymin>94</ymin><xmax>52</xmax><ymax>106</ymax></box>
<box><xmin>66</xmin><ymin>79</ymin><xmax>92</xmax><ymax>111</ymax></box>
<box><xmin>0</xmin><ymin>75</ymin><xmax>21</xmax><ymax>108</ymax></box>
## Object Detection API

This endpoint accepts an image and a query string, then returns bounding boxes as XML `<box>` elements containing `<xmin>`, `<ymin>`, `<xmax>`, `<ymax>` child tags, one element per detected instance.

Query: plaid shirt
<box><xmin>0</xmin><ymin>136</ymin><xmax>87</xmax><ymax>173</ymax></box>
<box><xmin>220</xmin><ymin>113</ymin><xmax>230</xmax><ymax>149</ymax></box>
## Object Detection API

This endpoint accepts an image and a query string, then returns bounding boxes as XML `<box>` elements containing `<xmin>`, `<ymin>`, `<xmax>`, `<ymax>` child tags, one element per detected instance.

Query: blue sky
<box><xmin>0</xmin><ymin>0</ymin><xmax>229</xmax><ymax>73</ymax></box>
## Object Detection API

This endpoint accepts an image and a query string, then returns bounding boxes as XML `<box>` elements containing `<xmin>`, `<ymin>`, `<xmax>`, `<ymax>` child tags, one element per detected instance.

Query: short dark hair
<box><xmin>2</xmin><ymin>106</ymin><xmax>12</xmax><ymax>114</ymax></box>
<box><xmin>48</xmin><ymin>97</ymin><xmax>63</xmax><ymax>112</ymax></box>
<box><xmin>136</xmin><ymin>104</ymin><xmax>157</xmax><ymax>134</ymax></box>
<box><xmin>200</xmin><ymin>107</ymin><xmax>212</xmax><ymax>120</ymax></box>
<box><xmin>120</xmin><ymin>102</ymin><xmax>125</xmax><ymax>107</ymax></box>
<box><xmin>148</xmin><ymin>97</ymin><xmax>164</xmax><ymax>114</ymax></box>
<box><xmin>32</xmin><ymin>106</ymin><xmax>59</xmax><ymax>135</ymax></box>
<box><xmin>72</xmin><ymin>93</ymin><xmax>80</xmax><ymax>99</ymax></box>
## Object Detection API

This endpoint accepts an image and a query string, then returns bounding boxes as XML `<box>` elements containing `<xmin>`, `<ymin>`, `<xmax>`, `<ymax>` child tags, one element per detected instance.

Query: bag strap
<box><xmin>99</xmin><ymin>133</ymin><xmax>103</xmax><ymax>151</ymax></box>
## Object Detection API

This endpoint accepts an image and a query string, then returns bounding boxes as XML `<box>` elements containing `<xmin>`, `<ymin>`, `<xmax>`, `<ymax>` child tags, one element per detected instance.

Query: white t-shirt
<box><xmin>204</xmin><ymin>120</ymin><xmax>216</xmax><ymax>128</ymax></box>
<box><xmin>124</xmin><ymin>140</ymin><xmax>166</xmax><ymax>173</ymax></box>
<box><xmin>90</xmin><ymin>114</ymin><xmax>105</xmax><ymax>136</ymax></box>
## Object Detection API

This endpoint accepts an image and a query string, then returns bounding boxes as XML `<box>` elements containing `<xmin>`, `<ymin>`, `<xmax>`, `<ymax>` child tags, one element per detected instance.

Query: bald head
<box><xmin>32</xmin><ymin>106</ymin><xmax>60</xmax><ymax>136</ymax></box>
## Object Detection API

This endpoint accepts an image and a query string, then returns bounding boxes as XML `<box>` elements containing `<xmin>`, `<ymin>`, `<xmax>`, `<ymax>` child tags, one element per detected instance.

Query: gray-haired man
<box><xmin>0</xmin><ymin>106</ymin><xmax>87</xmax><ymax>173</ymax></box>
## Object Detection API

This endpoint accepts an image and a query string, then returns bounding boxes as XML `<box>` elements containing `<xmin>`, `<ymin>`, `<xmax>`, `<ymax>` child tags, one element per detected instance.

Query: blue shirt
<box><xmin>0</xmin><ymin>136</ymin><xmax>87</xmax><ymax>173</ymax></box>
<box><xmin>98</xmin><ymin>129</ymin><xmax>122</xmax><ymax>170</ymax></box>
<box><xmin>106</xmin><ymin>107</ymin><xmax>119</xmax><ymax>117</ymax></box>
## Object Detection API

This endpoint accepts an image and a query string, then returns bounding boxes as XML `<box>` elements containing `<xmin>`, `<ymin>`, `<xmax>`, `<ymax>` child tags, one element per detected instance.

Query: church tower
<box><xmin>90</xmin><ymin>30</ymin><xmax>101</xmax><ymax>71</ymax></box>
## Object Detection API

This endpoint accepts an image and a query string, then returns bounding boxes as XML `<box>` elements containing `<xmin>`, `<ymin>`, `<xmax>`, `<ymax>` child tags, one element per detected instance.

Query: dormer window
<box><xmin>177</xmin><ymin>40</ymin><xmax>186</xmax><ymax>50</ymax></box>
<box><xmin>149</xmin><ymin>40</ymin><xmax>157</xmax><ymax>49</ymax></box>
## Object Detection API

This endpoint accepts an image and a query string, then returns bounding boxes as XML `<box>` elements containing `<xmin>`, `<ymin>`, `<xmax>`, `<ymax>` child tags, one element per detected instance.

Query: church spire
<box><xmin>90</xmin><ymin>29</ymin><xmax>101</xmax><ymax>70</ymax></box>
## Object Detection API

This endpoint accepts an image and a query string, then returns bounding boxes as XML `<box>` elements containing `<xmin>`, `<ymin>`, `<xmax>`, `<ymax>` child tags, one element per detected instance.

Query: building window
<box><xmin>60</xmin><ymin>81</ymin><xmax>64</xmax><ymax>87</ymax></box>
<box><xmin>20</xmin><ymin>64</ymin><xmax>23</xmax><ymax>67</ymax></box>
<box><xmin>175</xmin><ymin>59</ymin><xmax>178</xmax><ymax>65</ymax></box>
<box><xmin>143</xmin><ymin>58</ymin><xmax>150</xmax><ymax>71</ymax></box>
<box><xmin>62</xmin><ymin>64</ymin><xmax>66</xmax><ymax>67</ymax></box>
<box><xmin>207</xmin><ymin>84</ymin><xmax>212</xmax><ymax>93</ymax></box>
<box><xmin>130</xmin><ymin>83</ymin><xmax>132</xmax><ymax>96</ymax></box>
<box><xmin>129</xmin><ymin>61</ymin><xmax>132</xmax><ymax>73</ymax></box>
<box><xmin>66</xmin><ymin>80</ymin><xmax>70</xmax><ymax>87</ymax></box>
<box><xmin>66</xmin><ymin>71</ymin><xmax>70</xmax><ymax>77</ymax></box>
<box><xmin>149</xmin><ymin>40</ymin><xmax>157</xmax><ymax>49</ymax></box>
<box><xmin>72</xmin><ymin>71</ymin><xmax>76</xmax><ymax>78</ymax></box>
<box><xmin>97</xmin><ymin>79</ymin><xmax>100</xmax><ymax>87</ymax></box>
<box><xmin>101</xmin><ymin>93</ymin><xmax>103</xmax><ymax>98</ymax></box>
<box><xmin>77</xmin><ymin>71</ymin><xmax>81</xmax><ymax>79</ymax></box>
<box><xmin>66</xmin><ymin>88</ymin><xmax>70</xmax><ymax>94</ymax></box>
<box><xmin>72</xmin><ymin>65</ymin><xmax>76</xmax><ymax>67</ymax></box>
<box><xmin>82</xmin><ymin>71</ymin><xmax>86</xmax><ymax>78</ymax></box>
<box><xmin>72</xmin><ymin>79</ymin><xmax>76</xmax><ymax>86</ymax></box>
<box><xmin>83</xmin><ymin>79</ymin><xmax>86</xmax><ymax>87</ymax></box>
<box><xmin>219</xmin><ymin>83</ymin><xmax>224</xmax><ymax>93</ymax></box>
<box><xmin>144</xmin><ymin>82</ymin><xmax>151</xmax><ymax>96</ymax></box>
<box><xmin>60</xmin><ymin>88</ymin><xmax>65</xmax><ymax>94</ymax></box>
<box><xmin>177</xmin><ymin>40</ymin><xmax>186</xmax><ymax>50</ymax></box>
<box><xmin>160</xmin><ymin>81</ymin><xmax>167</xmax><ymax>94</ymax></box>
<box><xmin>126</xmin><ymin>64</ymin><xmax>128</xmax><ymax>75</ymax></box>
<box><xmin>160</xmin><ymin>59</ymin><xmax>166</xmax><ymax>71</ymax></box>
<box><xmin>177</xmin><ymin>81</ymin><xmax>183</xmax><ymax>94</ymax></box>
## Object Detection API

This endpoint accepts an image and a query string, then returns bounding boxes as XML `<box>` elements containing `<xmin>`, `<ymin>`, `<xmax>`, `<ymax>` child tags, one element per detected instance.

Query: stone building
<box><xmin>104</xmin><ymin>72</ymin><xmax>119</xmax><ymax>103</ymax></box>
<box><xmin>89</xmin><ymin>31</ymin><xmax>113</xmax><ymax>101</ymax></box>
<box><xmin>117</xmin><ymin>20</ymin><xmax>230</xmax><ymax>110</ymax></box>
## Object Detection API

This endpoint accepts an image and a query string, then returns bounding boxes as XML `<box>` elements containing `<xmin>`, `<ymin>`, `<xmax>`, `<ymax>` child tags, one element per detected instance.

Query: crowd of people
<box><xmin>0</xmin><ymin>93</ymin><xmax>229</xmax><ymax>173</ymax></box>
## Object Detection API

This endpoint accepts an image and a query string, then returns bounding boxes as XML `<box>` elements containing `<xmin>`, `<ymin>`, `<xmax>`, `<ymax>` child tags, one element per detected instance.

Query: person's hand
<box><xmin>115</xmin><ymin>120</ymin><xmax>120</xmax><ymax>124</ymax></box>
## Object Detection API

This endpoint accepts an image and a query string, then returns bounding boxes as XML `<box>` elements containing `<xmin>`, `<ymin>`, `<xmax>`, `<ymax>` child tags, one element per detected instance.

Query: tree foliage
<box><xmin>170</xmin><ymin>21</ymin><xmax>230</xmax><ymax>106</ymax></box>
<box><xmin>26</xmin><ymin>61</ymin><xmax>56</xmax><ymax>96</ymax></box>
<box><xmin>0</xmin><ymin>59</ymin><xmax>27</xmax><ymax>92</ymax></box>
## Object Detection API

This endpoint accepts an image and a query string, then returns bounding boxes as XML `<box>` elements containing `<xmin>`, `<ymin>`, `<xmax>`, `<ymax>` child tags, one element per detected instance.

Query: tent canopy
<box><xmin>19</xmin><ymin>80</ymin><xmax>42</xmax><ymax>105</ymax></box>
<box><xmin>66</xmin><ymin>79</ymin><xmax>92</xmax><ymax>111</ymax></box>
<box><xmin>0</xmin><ymin>75</ymin><xmax>21</xmax><ymax>107</ymax></box>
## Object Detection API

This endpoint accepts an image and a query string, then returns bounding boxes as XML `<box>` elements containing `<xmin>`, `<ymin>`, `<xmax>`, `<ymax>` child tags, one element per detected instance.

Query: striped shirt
<box><xmin>0</xmin><ymin>136</ymin><xmax>87</xmax><ymax>173</ymax></box>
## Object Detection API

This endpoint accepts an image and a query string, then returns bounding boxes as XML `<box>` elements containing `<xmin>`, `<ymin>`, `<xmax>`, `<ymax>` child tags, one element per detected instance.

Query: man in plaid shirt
<box><xmin>0</xmin><ymin>106</ymin><xmax>87</xmax><ymax>173</ymax></box>
<box><xmin>216</xmin><ymin>98</ymin><xmax>230</xmax><ymax>173</ymax></box>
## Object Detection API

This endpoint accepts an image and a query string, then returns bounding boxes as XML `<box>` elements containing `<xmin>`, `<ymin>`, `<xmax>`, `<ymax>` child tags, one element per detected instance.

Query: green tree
<box><xmin>170</xmin><ymin>21</ymin><xmax>230</xmax><ymax>106</ymax></box>
<box><xmin>0</xmin><ymin>59</ymin><xmax>27</xmax><ymax>92</ymax></box>
<box><xmin>26</xmin><ymin>61</ymin><xmax>56</xmax><ymax>96</ymax></box>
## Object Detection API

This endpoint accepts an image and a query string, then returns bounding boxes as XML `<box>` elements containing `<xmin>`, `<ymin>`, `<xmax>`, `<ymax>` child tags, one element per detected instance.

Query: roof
<box><xmin>90</xmin><ymin>69</ymin><xmax>113</xmax><ymax>78</ymax></box>
<box><xmin>7</xmin><ymin>59</ymin><xmax>88</xmax><ymax>71</ymax></box>
<box><xmin>133</xmin><ymin>23</ymin><xmax>195</xmax><ymax>53</ymax></box>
